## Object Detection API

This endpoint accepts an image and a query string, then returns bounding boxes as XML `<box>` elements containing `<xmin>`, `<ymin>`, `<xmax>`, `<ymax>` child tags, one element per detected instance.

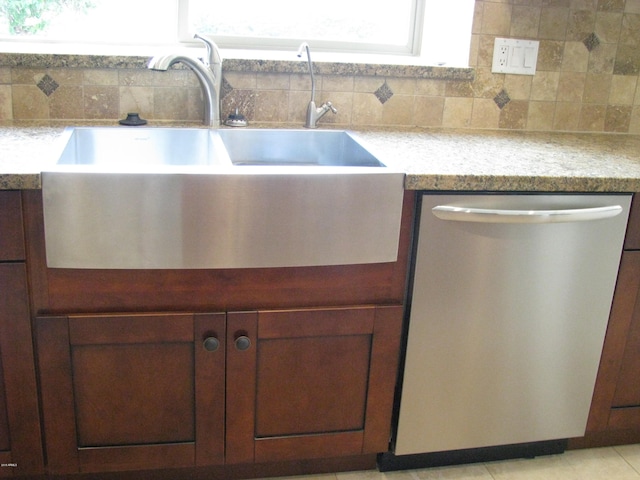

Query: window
<box><xmin>184</xmin><ymin>0</ymin><xmax>419</xmax><ymax>55</ymax></box>
<box><xmin>0</xmin><ymin>0</ymin><xmax>474</xmax><ymax>67</ymax></box>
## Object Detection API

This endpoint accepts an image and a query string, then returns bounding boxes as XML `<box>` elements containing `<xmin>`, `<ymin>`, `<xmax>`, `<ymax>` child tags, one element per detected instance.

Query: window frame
<box><xmin>177</xmin><ymin>0</ymin><xmax>424</xmax><ymax>57</ymax></box>
<box><xmin>0</xmin><ymin>0</ymin><xmax>474</xmax><ymax>68</ymax></box>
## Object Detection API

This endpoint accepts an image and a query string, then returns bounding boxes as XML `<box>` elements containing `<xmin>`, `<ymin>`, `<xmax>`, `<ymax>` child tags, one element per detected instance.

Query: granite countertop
<box><xmin>2</xmin><ymin>125</ymin><xmax>640</xmax><ymax>192</ymax></box>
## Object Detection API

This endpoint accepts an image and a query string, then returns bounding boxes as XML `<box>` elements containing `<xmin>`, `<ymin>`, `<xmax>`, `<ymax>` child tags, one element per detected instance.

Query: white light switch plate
<box><xmin>492</xmin><ymin>38</ymin><xmax>539</xmax><ymax>75</ymax></box>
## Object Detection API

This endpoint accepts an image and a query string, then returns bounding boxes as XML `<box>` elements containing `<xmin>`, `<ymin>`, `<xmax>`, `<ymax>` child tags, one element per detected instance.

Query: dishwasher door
<box><xmin>394</xmin><ymin>193</ymin><xmax>631</xmax><ymax>457</ymax></box>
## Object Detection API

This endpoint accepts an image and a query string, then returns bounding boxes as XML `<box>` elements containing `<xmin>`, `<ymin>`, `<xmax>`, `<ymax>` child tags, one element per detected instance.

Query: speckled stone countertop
<box><xmin>2</xmin><ymin>125</ymin><xmax>640</xmax><ymax>192</ymax></box>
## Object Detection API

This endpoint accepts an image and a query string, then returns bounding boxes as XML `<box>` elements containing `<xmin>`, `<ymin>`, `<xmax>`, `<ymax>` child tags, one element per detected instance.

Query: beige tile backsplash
<box><xmin>3</xmin><ymin>0</ymin><xmax>640</xmax><ymax>134</ymax></box>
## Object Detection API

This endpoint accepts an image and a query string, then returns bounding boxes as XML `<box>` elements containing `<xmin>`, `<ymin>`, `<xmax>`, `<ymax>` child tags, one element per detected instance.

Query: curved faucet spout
<box><xmin>296</xmin><ymin>42</ymin><xmax>337</xmax><ymax>128</ymax></box>
<box><xmin>297</xmin><ymin>42</ymin><xmax>315</xmax><ymax>105</ymax></box>
<box><xmin>148</xmin><ymin>35</ymin><xmax>222</xmax><ymax>127</ymax></box>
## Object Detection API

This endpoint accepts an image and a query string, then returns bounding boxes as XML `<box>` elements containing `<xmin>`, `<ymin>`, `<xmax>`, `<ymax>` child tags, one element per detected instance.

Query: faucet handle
<box><xmin>194</xmin><ymin>33</ymin><xmax>222</xmax><ymax>66</ymax></box>
<box><xmin>325</xmin><ymin>101</ymin><xmax>338</xmax><ymax>114</ymax></box>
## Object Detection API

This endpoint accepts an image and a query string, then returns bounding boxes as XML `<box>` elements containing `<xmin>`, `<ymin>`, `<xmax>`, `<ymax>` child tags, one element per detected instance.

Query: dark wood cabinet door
<box><xmin>226</xmin><ymin>305</ymin><xmax>402</xmax><ymax>464</ymax></box>
<box><xmin>36</xmin><ymin>312</ymin><xmax>225</xmax><ymax>474</ymax></box>
<box><xmin>0</xmin><ymin>264</ymin><xmax>44</xmax><ymax>476</ymax></box>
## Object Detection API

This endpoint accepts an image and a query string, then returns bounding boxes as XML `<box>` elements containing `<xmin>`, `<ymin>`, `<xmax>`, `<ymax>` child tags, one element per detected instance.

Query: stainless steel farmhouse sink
<box><xmin>42</xmin><ymin>127</ymin><xmax>405</xmax><ymax>269</ymax></box>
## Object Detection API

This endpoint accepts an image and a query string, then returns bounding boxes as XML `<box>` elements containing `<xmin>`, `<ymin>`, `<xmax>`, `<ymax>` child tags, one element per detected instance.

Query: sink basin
<box><xmin>42</xmin><ymin>127</ymin><xmax>405</xmax><ymax>269</ymax></box>
<box><xmin>54</xmin><ymin>127</ymin><xmax>227</xmax><ymax>170</ymax></box>
<box><xmin>217</xmin><ymin>129</ymin><xmax>384</xmax><ymax>167</ymax></box>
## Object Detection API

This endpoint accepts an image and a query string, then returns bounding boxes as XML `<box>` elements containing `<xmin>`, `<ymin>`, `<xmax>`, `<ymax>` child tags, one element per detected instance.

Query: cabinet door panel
<box><xmin>73</xmin><ymin>343</ymin><xmax>194</xmax><ymax>447</ymax></box>
<box><xmin>37</xmin><ymin>312</ymin><xmax>225</xmax><ymax>474</ymax></box>
<box><xmin>256</xmin><ymin>335</ymin><xmax>370</xmax><ymax>436</ymax></box>
<box><xmin>227</xmin><ymin>306</ymin><xmax>403</xmax><ymax>463</ymax></box>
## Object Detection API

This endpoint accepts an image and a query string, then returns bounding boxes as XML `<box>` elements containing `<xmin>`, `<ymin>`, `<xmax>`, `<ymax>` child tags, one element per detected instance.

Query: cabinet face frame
<box><xmin>0</xmin><ymin>264</ymin><xmax>44</xmax><ymax>476</ymax></box>
<box><xmin>0</xmin><ymin>191</ymin><xmax>44</xmax><ymax>476</ymax></box>
<box><xmin>0</xmin><ymin>191</ymin><xmax>25</xmax><ymax>261</ymax></box>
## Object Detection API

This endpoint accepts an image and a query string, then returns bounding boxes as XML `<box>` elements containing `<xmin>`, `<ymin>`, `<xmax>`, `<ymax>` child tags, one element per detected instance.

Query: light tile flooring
<box><xmin>261</xmin><ymin>444</ymin><xmax>640</xmax><ymax>480</ymax></box>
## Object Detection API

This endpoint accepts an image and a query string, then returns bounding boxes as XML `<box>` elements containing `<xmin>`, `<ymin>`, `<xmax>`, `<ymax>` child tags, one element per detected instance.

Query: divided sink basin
<box><xmin>53</xmin><ymin>127</ymin><xmax>227</xmax><ymax>169</ymax></box>
<box><xmin>42</xmin><ymin>126</ymin><xmax>405</xmax><ymax>270</ymax></box>
<box><xmin>217</xmin><ymin>129</ymin><xmax>384</xmax><ymax>167</ymax></box>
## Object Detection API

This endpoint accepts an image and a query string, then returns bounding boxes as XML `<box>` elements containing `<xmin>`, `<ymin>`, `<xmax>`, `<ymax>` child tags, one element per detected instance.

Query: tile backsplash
<box><xmin>2</xmin><ymin>0</ymin><xmax>640</xmax><ymax>134</ymax></box>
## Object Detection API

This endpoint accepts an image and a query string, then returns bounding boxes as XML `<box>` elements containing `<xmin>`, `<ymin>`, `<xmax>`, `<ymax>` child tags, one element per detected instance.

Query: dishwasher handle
<box><xmin>432</xmin><ymin>204</ymin><xmax>623</xmax><ymax>224</ymax></box>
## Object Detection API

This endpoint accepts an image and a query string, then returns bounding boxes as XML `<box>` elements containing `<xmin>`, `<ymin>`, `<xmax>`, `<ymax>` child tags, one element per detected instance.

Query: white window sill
<box><xmin>0</xmin><ymin>42</ymin><xmax>474</xmax><ymax>80</ymax></box>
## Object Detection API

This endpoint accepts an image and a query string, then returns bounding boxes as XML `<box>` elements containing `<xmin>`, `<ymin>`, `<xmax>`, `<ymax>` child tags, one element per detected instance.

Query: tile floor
<box><xmin>260</xmin><ymin>444</ymin><xmax>640</xmax><ymax>480</ymax></box>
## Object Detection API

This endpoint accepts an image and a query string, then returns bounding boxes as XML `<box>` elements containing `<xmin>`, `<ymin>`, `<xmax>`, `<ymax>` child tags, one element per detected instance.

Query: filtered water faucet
<box><xmin>297</xmin><ymin>42</ymin><xmax>337</xmax><ymax>128</ymax></box>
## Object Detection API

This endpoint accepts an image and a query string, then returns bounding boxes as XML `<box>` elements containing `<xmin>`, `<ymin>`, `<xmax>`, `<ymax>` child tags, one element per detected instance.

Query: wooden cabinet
<box><xmin>577</xmin><ymin>195</ymin><xmax>640</xmax><ymax>446</ymax></box>
<box><xmin>23</xmin><ymin>189</ymin><xmax>413</xmax><ymax>475</ymax></box>
<box><xmin>36</xmin><ymin>306</ymin><xmax>402</xmax><ymax>474</ymax></box>
<box><xmin>0</xmin><ymin>192</ymin><xmax>44</xmax><ymax>476</ymax></box>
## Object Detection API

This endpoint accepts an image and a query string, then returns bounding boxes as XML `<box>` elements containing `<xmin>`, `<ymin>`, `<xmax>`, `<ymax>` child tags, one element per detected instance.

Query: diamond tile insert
<box><xmin>583</xmin><ymin>32</ymin><xmax>601</xmax><ymax>52</ymax></box>
<box><xmin>37</xmin><ymin>74</ymin><xmax>59</xmax><ymax>97</ymax></box>
<box><xmin>374</xmin><ymin>81</ymin><xmax>394</xmax><ymax>104</ymax></box>
<box><xmin>494</xmin><ymin>89</ymin><xmax>511</xmax><ymax>109</ymax></box>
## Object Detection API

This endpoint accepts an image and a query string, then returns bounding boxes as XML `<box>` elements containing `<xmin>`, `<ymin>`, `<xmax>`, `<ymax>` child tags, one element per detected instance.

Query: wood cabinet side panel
<box><xmin>0</xmin><ymin>191</ymin><xmax>25</xmax><ymax>261</ymax></box>
<box><xmin>625</xmin><ymin>194</ymin><xmax>640</xmax><ymax>250</ymax></box>
<box><xmin>587</xmin><ymin>251</ymin><xmax>640</xmax><ymax>431</ymax></box>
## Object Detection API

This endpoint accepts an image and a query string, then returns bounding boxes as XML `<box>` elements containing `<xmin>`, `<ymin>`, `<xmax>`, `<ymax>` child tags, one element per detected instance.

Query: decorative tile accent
<box><xmin>374</xmin><ymin>81</ymin><xmax>394</xmax><ymax>104</ymax></box>
<box><xmin>493</xmin><ymin>89</ymin><xmax>511</xmax><ymax>109</ymax></box>
<box><xmin>221</xmin><ymin>76</ymin><xmax>233</xmax><ymax>99</ymax></box>
<box><xmin>36</xmin><ymin>74</ymin><xmax>59</xmax><ymax>97</ymax></box>
<box><xmin>583</xmin><ymin>33</ymin><xmax>601</xmax><ymax>52</ymax></box>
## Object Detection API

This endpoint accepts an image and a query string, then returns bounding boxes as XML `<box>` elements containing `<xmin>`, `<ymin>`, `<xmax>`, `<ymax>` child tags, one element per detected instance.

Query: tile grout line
<box><xmin>613</xmin><ymin>446</ymin><xmax>640</xmax><ymax>477</ymax></box>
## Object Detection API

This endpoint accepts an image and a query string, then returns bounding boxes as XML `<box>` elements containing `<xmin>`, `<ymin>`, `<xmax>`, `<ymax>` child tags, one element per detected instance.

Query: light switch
<box><xmin>492</xmin><ymin>38</ymin><xmax>539</xmax><ymax>75</ymax></box>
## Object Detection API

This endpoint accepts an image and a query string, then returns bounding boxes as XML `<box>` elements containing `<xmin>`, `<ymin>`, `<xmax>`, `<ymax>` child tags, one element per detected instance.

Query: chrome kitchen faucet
<box><xmin>148</xmin><ymin>34</ymin><xmax>222</xmax><ymax>127</ymax></box>
<box><xmin>297</xmin><ymin>42</ymin><xmax>337</xmax><ymax>128</ymax></box>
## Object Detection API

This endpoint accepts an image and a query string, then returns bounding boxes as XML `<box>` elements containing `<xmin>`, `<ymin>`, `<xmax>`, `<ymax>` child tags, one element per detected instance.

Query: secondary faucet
<box><xmin>148</xmin><ymin>34</ymin><xmax>222</xmax><ymax>127</ymax></box>
<box><xmin>297</xmin><ymin>42</ymin><xmax>337</xmax><ymax>128</ymax></box>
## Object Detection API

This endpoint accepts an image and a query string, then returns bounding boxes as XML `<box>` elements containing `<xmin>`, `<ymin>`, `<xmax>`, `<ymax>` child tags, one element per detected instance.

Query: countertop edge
<box><xmin>3</xmin><ymin>126</ymin><xmax>640</xmax><ymax>193</ymax></box>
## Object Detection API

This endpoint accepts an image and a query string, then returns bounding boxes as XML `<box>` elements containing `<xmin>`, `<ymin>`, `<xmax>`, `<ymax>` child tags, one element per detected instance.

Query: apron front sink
<box><xmin>42</xmin><ymin>127</ymin><xmax>405</xmax><ymax>269</ymax></box>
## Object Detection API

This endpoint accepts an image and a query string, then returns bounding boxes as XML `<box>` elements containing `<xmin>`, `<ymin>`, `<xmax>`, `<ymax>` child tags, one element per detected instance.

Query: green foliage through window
<box><xmin>0</xmin><ymin>0</ymin><xmax>93</xmax><ymax>35</ymax></box>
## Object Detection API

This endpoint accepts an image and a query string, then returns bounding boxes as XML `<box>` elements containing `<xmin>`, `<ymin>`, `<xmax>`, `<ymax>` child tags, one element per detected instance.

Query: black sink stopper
<box><xmin>119</xmin><ymin>113</ymin><xmax>148</xmax><ymax>126</ymax></box>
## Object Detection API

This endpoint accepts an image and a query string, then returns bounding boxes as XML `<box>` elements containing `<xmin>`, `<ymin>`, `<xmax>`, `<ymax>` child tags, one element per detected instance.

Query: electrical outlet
<box><xmin>492</xmin><ymin>38</ymin><xmax>539</xmax><ymax>75</ymax></box>
<box><xmin>497</xmin><ymin>45</ymin><xmax>509</xmax><ymax>67</ymax></box>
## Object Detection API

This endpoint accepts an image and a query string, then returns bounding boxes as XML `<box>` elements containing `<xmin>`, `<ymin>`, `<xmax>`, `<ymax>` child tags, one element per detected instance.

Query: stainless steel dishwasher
<box><xmin>380</xmin><ymin>193</ymin><xmax>631</xmax><ymax>470</ymax></box>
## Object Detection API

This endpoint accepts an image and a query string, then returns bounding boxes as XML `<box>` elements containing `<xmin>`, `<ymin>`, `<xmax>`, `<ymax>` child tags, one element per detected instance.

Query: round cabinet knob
<box><xmin>235</xmin><ymin>335</ymin><xmax>251</xmax><ymax>351</ymax></box>
<box><xmin>203</xmin><ymin>336</ymin><xmax>220</xmax><ymax>352</ymax></box>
